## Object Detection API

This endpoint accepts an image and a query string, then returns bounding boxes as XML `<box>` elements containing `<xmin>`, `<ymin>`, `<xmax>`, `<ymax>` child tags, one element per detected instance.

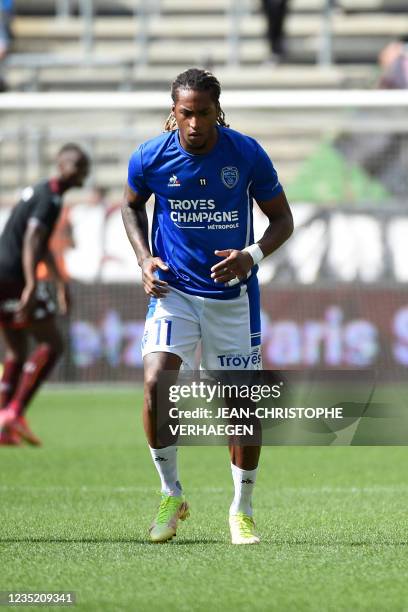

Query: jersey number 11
<box><xmin>154</xmin><ymin>319</ymin><xmax>172</xmax><ymax>346</ymax></box>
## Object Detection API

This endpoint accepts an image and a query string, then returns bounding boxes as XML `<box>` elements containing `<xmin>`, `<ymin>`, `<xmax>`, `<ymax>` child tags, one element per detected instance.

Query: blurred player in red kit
<box><xmin>0</xmin><ymin>143</ymin><xmax>90</xmax><ymax>446</ymax></box>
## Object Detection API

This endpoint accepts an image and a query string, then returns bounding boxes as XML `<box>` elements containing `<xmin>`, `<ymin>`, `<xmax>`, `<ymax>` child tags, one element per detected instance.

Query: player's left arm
<box><xmin>254</xmin><ymin>189</ymin><xmax>294</xmax><ymax>257</ymax></box>
<box><xmin>211</xmin><ymin>189</ymin><xmax>293</xmax><ymax>284</ymax></box>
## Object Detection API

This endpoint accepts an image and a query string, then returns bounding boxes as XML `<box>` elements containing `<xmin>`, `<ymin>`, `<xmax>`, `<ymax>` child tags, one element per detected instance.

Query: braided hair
<box><xmin>164</xmin><ymin>68</ymin><xmax>229</xmax><ymax>131</ymax></box>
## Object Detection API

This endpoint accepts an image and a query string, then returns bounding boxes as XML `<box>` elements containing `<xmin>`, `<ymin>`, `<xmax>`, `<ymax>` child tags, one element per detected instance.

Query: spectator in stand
<box><xmin>0</xmin><ymin>0</ymin><xmax>13</xmax><ymax>91</ymax></box>
<box><xmin>261</xmin><ymin>0</ymin><xmax>290</xmax><ymax>64</ymax></box>
<box><xmin>378</xmin><ymin>37</ymin><xmax>408</xmax><ymax>89</ymax></box>
<box><xmin>335</xmin><ymin>35</ymin><xmax>408</xmax><ymax>202</ymax></box>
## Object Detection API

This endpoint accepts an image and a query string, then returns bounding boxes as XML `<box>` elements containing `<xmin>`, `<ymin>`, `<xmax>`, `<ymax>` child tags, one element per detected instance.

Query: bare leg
<box><xmin>228</xmin><ymin>396</ymin><xmax>262</xmax><ymax>469</ymax></box>
<box><xmin>229</xmin><ymin>444</ymin><xmax>261</xmax><ymax>470</ymax></box>
<box><xmin>143</xmin><ymin>351</ymin><xmax>186</xmax><ymax>499</ymax></box>
<box><xmin>228</xmin><ymin>403</ymin><xmax>262</xmax><ymax>524</ymax></box>
<box><xmin>0</xmin><ymin>327</ymin><xmax>28</xmax><ymax>408</ymax></box>
<box><xmin>11</xmin><ymin>318</ymin><xmax>64</xmax><ymax>416</ymax></box>
<box><xmin>143</xmin><ymin>351</ymin><xmax>182</xmax><ymax>448</ymax></box>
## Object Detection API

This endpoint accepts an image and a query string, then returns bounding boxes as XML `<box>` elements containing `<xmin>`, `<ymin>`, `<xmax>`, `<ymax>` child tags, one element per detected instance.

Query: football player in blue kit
<box><xmin>122</xmin><ymin>68</ymin><xmax>293</xmax><ymax>544</ymax></box>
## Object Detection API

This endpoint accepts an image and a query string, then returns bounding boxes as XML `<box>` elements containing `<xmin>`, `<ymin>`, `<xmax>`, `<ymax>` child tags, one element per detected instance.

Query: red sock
<box><xmin>0</xmin><ymin>357</ymin><xmax>23</xmax><ymax>409</ymax></box>
<box><xmin>9</xmin><ymin>344</ymin><xmax>60</xmax><ymax>417</ymax></box>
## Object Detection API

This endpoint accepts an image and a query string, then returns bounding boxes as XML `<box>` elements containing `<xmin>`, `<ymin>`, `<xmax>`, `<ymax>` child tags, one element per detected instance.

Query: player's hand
<box><xmin>141</xmin><ymin>256</ymin><xmax>170</xmax><ymax>298</ymax></box>
<box><xmin>211</xmin><ymin>249</ymin><xmax>254</xmax><ymax>284</ymax></box>
<box><xmin>15</xmin><ymin>284</ymin><xmax>36</xmax><ymax>322</ymax></box>
<box><xmin>56</xmin><ymin>281</ymin><xmax>70</xmax><ymax>315</ymax></box>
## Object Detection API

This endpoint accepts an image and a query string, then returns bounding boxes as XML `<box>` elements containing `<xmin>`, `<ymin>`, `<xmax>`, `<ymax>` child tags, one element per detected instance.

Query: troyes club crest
<box><xmin>221</xmin><ymin>166</ymin><xmax>239</xmax><ymax>189</ymax></box>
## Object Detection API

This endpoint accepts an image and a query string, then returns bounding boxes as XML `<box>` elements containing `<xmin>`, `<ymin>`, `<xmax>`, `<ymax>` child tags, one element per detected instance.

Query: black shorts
<box><xmin>0</xmin><ymin>281</ymin><xmax>57</xmax><ymax>328</ymax></box>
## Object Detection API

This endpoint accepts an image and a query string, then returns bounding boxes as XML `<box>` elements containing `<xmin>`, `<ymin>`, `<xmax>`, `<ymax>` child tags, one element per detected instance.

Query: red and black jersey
<box><xmin>0</xmin><ymin>179</ymin><xmax>63</xmax><ymax>281</ymax></box>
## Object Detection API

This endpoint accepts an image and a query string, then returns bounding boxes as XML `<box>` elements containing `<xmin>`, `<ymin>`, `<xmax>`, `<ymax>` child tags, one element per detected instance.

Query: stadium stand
<box><xmin>4</xmin><ymin>0</ymin><xmax>408</xmax><ymax>91</ymax></box>
<box><xmin>0</xmin><ymin>2</ymin><xmax>407</xmax><ymax>214</ymax></box>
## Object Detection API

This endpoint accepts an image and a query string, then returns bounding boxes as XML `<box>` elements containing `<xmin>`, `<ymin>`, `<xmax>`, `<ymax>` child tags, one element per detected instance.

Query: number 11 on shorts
<box><xmin>154</xmin><ymin>319</ymin><xmax>172</xmax><ymax>346</ymax></box>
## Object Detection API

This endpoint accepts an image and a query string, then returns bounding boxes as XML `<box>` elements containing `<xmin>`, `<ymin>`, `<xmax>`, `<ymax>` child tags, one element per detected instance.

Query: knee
<box><xmin>38</xmin><ymin>338</ymin><xmax>64</xmax><ymax>363</ymax></box>
<box><xmin>144</xmin><ymin>369</ymin><xmax>161</xmax><ymax>406</ymax></box>
<box><xmin>5</xmin><ymin>349</ymin><xmax>26</xmax><ymax>364</ymax></box>
<box><xmin>54</xmin><ymin>335</ymin><xmax>64</xmax><ymax>359</ymax></box>
<box><xmin>49</xmin><ymin>329</ymin><xmax>64</xmax><ymax>359</ymax></box>
<box><xmin>143</xmin><ymin>353</ymin><xmax>181</xmax><ymax>411</ymax></box>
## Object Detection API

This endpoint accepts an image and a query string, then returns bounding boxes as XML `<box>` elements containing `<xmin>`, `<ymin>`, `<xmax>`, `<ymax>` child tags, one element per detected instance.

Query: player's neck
<box><xmin>49</xmin><ymin>177</ymin><xmax>63</xmax><ymax>194</ymax></box>
<box><xmin>52</xmin><ymin>176</ymin><xmax>72</xmax><ymax>195</ymax></box>
<box><xmin>179</xmin><ymin>127</ymin><xmax>218</xmax><ymax>155</ymax></box>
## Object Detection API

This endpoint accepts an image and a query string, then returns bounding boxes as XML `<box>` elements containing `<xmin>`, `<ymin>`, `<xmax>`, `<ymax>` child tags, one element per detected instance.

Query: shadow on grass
<box><xmin>1</xmin><ymin>537</ymin><xmax>407</xmax><ymax>546</ymax></box>
<box><xmin>0</xmin><ymin>537</ymin><xmax>223</xmax><ymax>544</ymax></box>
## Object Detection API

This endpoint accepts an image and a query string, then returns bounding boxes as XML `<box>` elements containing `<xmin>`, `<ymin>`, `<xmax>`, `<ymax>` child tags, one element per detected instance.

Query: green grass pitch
<box><xmin>1</xmin><ymin>388</ymin><xmax>408</xmax><ymax>611</ymax></box>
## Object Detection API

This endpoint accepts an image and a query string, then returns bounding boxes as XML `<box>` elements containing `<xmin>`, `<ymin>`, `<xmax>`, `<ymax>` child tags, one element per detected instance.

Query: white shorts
<box><xmin>141</xmin><ymin>285</ymin><xmax>262</xmax><ymax>370</ymax></box>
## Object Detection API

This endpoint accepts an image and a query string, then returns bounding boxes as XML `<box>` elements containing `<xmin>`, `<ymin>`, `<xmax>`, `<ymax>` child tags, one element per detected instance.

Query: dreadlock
<box><xmin>164</xmin><ymin>68</ymin><xmax>229</xmax><ymax>131</ymax></box>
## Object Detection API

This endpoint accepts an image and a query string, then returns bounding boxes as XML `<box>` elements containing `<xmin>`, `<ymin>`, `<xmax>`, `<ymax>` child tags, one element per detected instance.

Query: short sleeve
<box><xmin>249</xmin><ymin>143</ymin><xmax>283</xmax><ymax>202</ymax></box>
<box><xmin>127</xmin><ymin>145</ymin><xmax>152</xmax><ymax>199</ymax></box>
<box><xmin>29</xmin><ymin>192</ymin><xmax>60</xmax><ymax>233</ymax></box>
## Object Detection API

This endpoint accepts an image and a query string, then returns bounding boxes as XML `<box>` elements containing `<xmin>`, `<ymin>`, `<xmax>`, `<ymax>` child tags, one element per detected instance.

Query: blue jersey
<box><xmin>128</xmin><ymin>125</ymin><xmax>282</xmax><ymax>299</ymax></box>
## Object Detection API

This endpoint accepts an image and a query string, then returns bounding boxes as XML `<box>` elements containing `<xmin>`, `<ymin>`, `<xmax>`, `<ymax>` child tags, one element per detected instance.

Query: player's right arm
<box><xmin>17</xmin><ymin>220</ymin><xmax>48</xmax><ymax>319</ymax></box>
<box><xmin>17</xmin><ymin>185</ymin><xmax>62</xmax><ymax>319</ymax></box>
<box><xmin>121</xmin><ymin>184</ymin><xmax>169</xmax><ymax>298</ymax></box>
<box><xmin>41</xmin><ymin>249</ymin><xmax>70</xmax><ymax>315</ymax></box>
